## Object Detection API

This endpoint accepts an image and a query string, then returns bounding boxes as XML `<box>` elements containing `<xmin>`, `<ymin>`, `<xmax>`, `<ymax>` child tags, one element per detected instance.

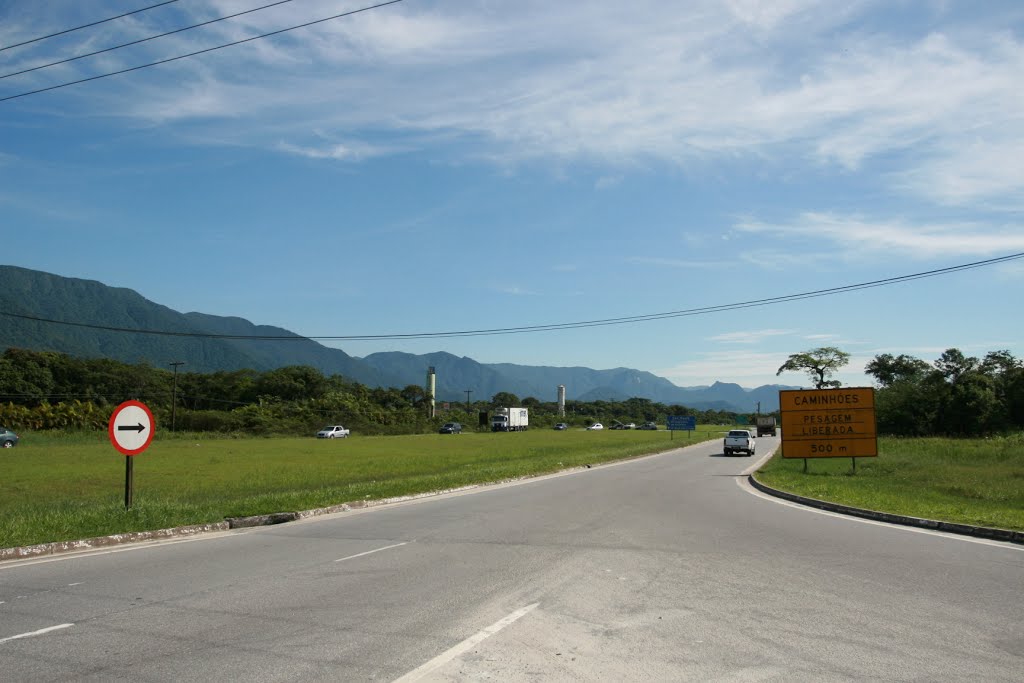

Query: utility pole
<box><xmin>465</xmin><ymin>389</ymin><xmax>473</xmax><ymax>410</ymax></box>
<box><xmin>169</xmin><ymin>361</ymin><xmax>185</xmax><ymax>432</ymax></box>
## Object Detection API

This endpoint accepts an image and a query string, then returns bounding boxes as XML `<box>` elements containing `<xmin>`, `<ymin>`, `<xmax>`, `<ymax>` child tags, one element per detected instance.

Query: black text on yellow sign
<box><xmin>779</xmin><ymin>387</ymin><xmax>877</xmax><ymax>458</ymax></box>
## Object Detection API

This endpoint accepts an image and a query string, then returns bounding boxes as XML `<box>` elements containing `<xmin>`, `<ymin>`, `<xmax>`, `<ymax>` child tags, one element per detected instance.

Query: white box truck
<box><xmin>491</xmin><ymin>407</ymin><xmax>529</xmax><ymax>432</ymax></box>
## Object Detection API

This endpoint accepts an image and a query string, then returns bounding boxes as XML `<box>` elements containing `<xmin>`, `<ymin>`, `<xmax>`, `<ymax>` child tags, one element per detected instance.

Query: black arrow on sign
<box><xmin>118</xmin><ymin>423</ymin><xmax>146</xmax><ymax>433</ymax></box>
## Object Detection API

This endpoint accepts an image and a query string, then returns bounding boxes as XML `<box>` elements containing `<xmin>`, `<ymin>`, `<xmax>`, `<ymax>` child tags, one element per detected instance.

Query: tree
<box><xmin>776</xmin><ymin>347</ymin><xmax>850</xmax><ymax>389</ymax></box>
<box><xmin>491</xmin><ymin>392</ymin><xmax>520</xmax><ymax>408</ymax></box>
<box><xmin>865</xmin><ymin>353</ymin><xmax>931</xmax><ymax>387</ymax></box>
<box><xmin>254</xmin><ymin>366</ymin><xmax>327</xmax><ymax>402</ymax></box>
<box><xmin>934</xmin><ymin>348</ymin><xmax>979</xmax><ymax>383</ymax></box>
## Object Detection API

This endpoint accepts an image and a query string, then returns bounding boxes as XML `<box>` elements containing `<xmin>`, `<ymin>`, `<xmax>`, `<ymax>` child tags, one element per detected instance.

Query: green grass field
<box><xmin>755</xmin><ymin>434</ymin><xmax>1024</xmax><ymax>532</ymax></box>
<box><xmin>5</xmin><ymin>428</ymin><xmax>1021</xmax><ymax>550</ymax></box>
<box><xmin>0</xmin><ymin>427</ymin><xmax>720</xmax><ymax>549</ymax></box>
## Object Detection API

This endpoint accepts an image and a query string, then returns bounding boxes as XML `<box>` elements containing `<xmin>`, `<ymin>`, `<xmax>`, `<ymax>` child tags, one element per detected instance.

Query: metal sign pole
<box><xmin>110</xmin><ymin>400</ymin><xmax>154</xmax><ymax>511</ymax></box>
<box><xmin>125</xmin><ymin>456</ymin><xmax>134</xmax><ymax>510</ymax></box>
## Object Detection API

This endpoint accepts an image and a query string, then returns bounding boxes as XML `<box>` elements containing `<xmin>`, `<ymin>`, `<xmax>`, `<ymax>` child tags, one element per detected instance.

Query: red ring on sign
<box><xmin>108</xmin><ymin>400</ymin><xmax>155</xmax><ymax>456</ymax></box>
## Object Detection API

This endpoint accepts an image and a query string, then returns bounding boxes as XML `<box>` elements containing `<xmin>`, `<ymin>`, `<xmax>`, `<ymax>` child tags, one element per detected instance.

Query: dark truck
<box><xmin>756</xmin><ymin>416</ymin><xmax>777</xmax><ymax>437</ymax></box>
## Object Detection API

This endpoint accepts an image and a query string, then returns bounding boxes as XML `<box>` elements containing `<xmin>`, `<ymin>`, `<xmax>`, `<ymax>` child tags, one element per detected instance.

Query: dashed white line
<box><xmin>392</xmin><ymin>603</ymin><xmax>540</xmax><ymax>683</ymax></box>
<box><xmin>335</xmin><ymin>541</ymin><xmax>409</xmax><ymax>563</ymax></box>
<box><xmin>0</xmin><ymin>623</ymin><xmax>74</xmax><ymax>645</ymax></box>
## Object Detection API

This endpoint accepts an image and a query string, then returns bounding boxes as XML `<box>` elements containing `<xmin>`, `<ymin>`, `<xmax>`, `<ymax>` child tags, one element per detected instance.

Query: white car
<box><xmin>317</xmin><ymin>425</ymin><xmax>350</xmax><ymax>439</ymax></box>
<box><xmin>586</xmin><ymin>423</ymin><xmax>604</xmax><ymax>430</ymax></box>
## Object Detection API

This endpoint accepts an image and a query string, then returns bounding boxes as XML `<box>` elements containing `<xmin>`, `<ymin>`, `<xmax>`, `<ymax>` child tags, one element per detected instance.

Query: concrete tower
<box><xmin>426</xmin><ymin>366</ymin><xmax>436</xmax><ymax>418</ymax></box>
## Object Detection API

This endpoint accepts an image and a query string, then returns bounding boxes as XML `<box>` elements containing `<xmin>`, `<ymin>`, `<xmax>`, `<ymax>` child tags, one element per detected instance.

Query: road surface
<box><xmin>2</xmin><ymin>435</ymin><xmax>1021</xmax><ymax>681</ymax></box>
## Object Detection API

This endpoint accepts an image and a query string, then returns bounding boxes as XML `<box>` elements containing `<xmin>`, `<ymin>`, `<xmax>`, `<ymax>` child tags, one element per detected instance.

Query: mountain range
<box><xmin>0</xmin><ymin>265</ymin><xmax>794</xmax><ymax>412</ymax></box>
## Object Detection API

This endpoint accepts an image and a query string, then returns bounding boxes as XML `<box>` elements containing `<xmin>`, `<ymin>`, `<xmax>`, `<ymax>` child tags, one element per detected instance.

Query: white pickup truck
<box><xmin>723</xmin><ymin>429</ymin><xmax>756</xmax><ymax>456</ymax></box>
<box><xmin>317</xmin><ymin>425</ymin><xmax>350</xmax><ymax>439</ymax></box>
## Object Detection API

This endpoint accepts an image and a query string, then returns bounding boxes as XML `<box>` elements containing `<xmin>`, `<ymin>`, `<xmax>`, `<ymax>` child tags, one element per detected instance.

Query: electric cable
<box><xmin>2</xmin><ymin>251</ymin><xmax>1021</xmax><ymax>340</ymax></box>
<box><xmin>0</xmin><ymin>0</ymin><xmax>408</xmax><ymax>103</ymax></box>
<box><xmin>1</xmin><ymin>0</ymin><xmax>304</xmax><ymax>81</ymax></box>
<box><xmin>1</xmin><ymin>0</ymin><xmax>182</xmax><ymax>52</ymax></box>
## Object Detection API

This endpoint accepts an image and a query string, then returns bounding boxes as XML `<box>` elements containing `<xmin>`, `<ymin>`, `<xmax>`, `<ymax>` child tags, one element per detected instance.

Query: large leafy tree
<box><xmin>491</xmin><ymin>391</ymin><xmax>520</xmax><ymax>408</ymax></box>
<box><xmin>776</xmin><ymin>347</ymin><xmax>851</xmax><ymax>389</ymax></box>
<box><xmin>865</xmin><ymin>353</ymin><xmax>931</xmax><ymax>387</ymax></box>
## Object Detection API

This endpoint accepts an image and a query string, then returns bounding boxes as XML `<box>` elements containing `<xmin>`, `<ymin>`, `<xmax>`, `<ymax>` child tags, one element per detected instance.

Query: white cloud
<box><xmin>896</xmin><ymin>138</ymin><xmax>1024</xmax><ymax>207</ymax></box>
<box><xmin>736</xmin><ymin>212</ymin><xmax>1024</xmax><ymax>258</ymax></box>
<box><xmin>495</xmin><ymin>285</ymin><xmax>539</xmax><ymax>296</ymax></box>
<box><xmin>657</xmin><ymin>349</ymin><xmax>826</xmax><ymax>387</ymax></box>
<box><xmin>709</xmin><ymin>329</ymin><xmax>796</xmax><ymax>344</ymax></box>
<box><xmin>628</xmin><ymin>257</ymin><xmax>724</xmax><ymax>269</ymax></box>
<box><xmin>13</xmin><ymin>2</ymin><xmax>1024</xmax><ymax>209</ymax></box>
<box><xmin>277</xmin><ymin>140</ymin><xmax>387</xmax><ymax>161</ymax></box>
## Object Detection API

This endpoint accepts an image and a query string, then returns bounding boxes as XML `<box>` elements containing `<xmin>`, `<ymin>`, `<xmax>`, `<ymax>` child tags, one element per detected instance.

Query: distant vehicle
<box><xmin>756</xmin><ymin>416</ymin><xmax>778</xmax><ymax>436</ymax></box>
<box><xmin>554</xmin><ymin>423</ymin><xmax>568</xmax><ymax>430</ymax></box>
<box><xmin>624</xmin><ymin>423</ymin><xmax>635</xmax><ymax>429</ymax></box>
<box><xmin>610</xmin><ymin>421</ymin><xmax>626</xmax><ymax>430</ymax></box>
<box><xmin>0</xmin><ymin>426</ymin><xmax>19</xmax><ymax>447</ymax></box>
<box><xmin>439</xmin><ymin>422</ymin><xmax>462</xmax><ymax>434</ymax></box>
<box><xmin>586</xmin><ymin>423</ymin><xmax>604</xmax><ymax>430</ymax></box>
<box><xmin>491</xmin><ymin>407</ymin><xmax>529</xmax><ymax>432</ymax></box>
<box><xmin>723</xmin><ymin>429</ymin><xmax>756</xmax><ymax>456</ymax></box>
<box><xmin>316</xmin><ymin>425</ymin><xmax>350</xmax><ymax>439</ymax></box>
<box><xmin>639</xmin><ymin>422</ymin><xmax>658</xmax><ymax>430</ymax></box>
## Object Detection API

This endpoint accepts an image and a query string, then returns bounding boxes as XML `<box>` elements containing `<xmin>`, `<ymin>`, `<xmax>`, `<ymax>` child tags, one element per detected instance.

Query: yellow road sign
<box><xmin>779</xmin><ymin>387</ymin><xmax>877</xmax><ymax>458</ymax></box>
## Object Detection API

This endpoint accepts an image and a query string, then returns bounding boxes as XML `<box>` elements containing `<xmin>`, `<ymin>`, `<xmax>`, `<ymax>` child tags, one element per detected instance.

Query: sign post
<box><xmin>666</xmin><ymin>415</ymin><xmax>697</xmax><ymax>440</ymax></box>
<box><xmin>108</xmin><ymin>400</ymin><xmax>155</xmax><ymax>509</ymax></box>
<box><xmin>779</xmin><ymin>388</ymin><xmax>877</xmax><ymax>471</ymax></box>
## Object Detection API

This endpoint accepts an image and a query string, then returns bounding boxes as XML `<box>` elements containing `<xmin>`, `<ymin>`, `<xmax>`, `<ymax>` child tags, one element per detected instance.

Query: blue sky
<box><xmin>2</xmin><ymin>0</ymin><xmax>1023</xmax><ymax>389</ymax></box>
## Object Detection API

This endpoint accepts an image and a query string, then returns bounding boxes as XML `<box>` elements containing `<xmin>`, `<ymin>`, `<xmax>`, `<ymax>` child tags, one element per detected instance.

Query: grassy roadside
<box><xmin>0</xmin><ymin>427</ymin><xmax>721</xmax><ymax>549</ymax></box>
<box><xmin>754</xmin><ymin>434</ymin><xmax>1024</xmax><ymax>532</ymax></box>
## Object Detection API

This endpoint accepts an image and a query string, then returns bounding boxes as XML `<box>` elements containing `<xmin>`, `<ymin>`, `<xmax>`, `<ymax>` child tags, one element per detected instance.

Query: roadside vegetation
<box><xmin>2</xmin><ymin>345</ymin><xmax>1023</xmax><ymax>548</ymax></box>
<box><xmin>0</xmin><ymin>348</ymin><xmax>740</xmax><ymax>437</ymax></box>
<box><xmin>0</xmin><ymin>428</ymin><xmax>722</xmax><ymax>549</ymax></box>
<box><xmin>755</xmin><ymin>434</ymin><xmax>1024</xmax><ymax>532</ymax></box>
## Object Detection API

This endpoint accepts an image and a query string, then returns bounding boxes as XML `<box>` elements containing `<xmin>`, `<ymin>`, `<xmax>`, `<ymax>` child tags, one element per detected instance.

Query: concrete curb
<box><xmin>0</xmin><ymin>484</ymin><xmax>488</xmax><ymax>563</ymax></box>
<box><xmin>748</xmin><ymin>474</ymin><xmax>1024</xmax><ymax>546</ymax></box>
<box><xmin>0</xmin><ymin>522</ymin><xmax>231</xmax><ymax>562</ymax></box>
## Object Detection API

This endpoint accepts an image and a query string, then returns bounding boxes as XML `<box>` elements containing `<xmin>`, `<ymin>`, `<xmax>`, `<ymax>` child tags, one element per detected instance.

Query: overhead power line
<box><xmin>2</xmin><ymin>252</ymin><xmax>1021</xmax><ymax>341</ymax></box>
<box><xmin>1</xmin><ymin>0</ymin><xmax>303</xmax><ymax>81</ymax></box>
<box><xmin>0</xmin><ymin>0</ymin><xmax>408</xmax><ymax>103</ymax></box>
<box><xmin>1</xmin><ymin>0</ymin><xmax>183</xmax><ymax>52</ymax></box>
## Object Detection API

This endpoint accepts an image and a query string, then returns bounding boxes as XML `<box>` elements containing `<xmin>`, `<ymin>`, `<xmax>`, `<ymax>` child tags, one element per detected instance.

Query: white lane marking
<box><xmin>737</xmin><ymin>477</ymin><xmax>1024</xmax><ymax>552</ymax></box>
<box><xmin>393</xmin><ymin>603</ymin><xmax>539</xmax><ymax>683</ymax></box>
<box><xmin>0</xmin><ymin>623</ymin><xmax>74</xmax><ymax>645</ymax></box>
<box><xmin>335</xmin><ymin>541</ymin><xmax>408</xmax><ymax>563</ymax></box>
<box><xmin>67</xmin><ymin>582</ymin><xmax>83</xmax><ymax>587</ymax></box>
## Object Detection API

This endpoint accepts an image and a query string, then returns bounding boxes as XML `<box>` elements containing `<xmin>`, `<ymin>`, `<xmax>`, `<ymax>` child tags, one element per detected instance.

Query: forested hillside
<box><xmin>0</xmin><ymin>346</ymin><xmax>1020</xmax><ymax>438</ymax></box>
<box><xmin>0</xmin><ymin>265</ymin><xmax>791</xmax><ymax>411</ymax></box>
<box><xmin>0</xmin><ymin>348</ymin><xmax>739</xmax><ymax>436</ymax></box>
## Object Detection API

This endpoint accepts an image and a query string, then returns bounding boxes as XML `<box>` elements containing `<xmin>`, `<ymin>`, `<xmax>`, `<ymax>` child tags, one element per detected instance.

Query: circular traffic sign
<box><xmin>108</xmin><ymin>400</ymin><xmax>155</xmax><ymax>456</ymax></box>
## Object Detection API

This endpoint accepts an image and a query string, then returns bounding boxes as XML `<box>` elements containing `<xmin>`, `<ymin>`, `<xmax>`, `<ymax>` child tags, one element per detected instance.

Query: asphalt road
<box><xmin>1</xmin><ymin>435</ymin><xmax>1021</xmax><ymax>681</ymax></box>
